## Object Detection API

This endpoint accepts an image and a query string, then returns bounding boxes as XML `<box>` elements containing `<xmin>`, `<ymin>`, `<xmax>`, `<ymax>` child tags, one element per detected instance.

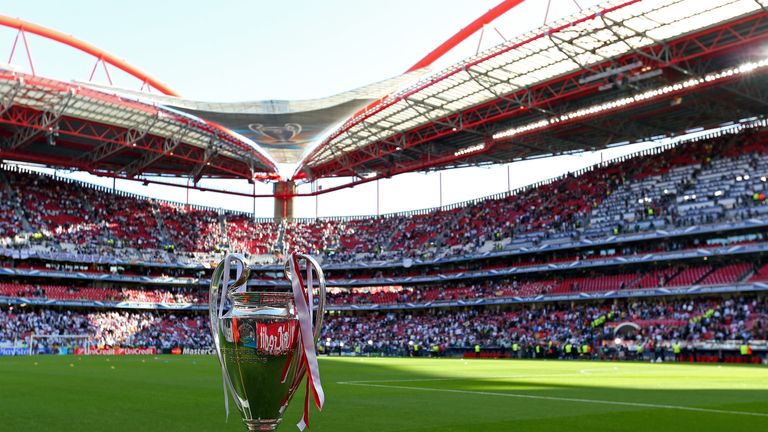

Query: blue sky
<box><xmin>0</xmin><ymin>0</ymin><xmax>668</xmax><ymax>217</ymax></box>
<box><xmin>2</xmin><ymin>0</ymin><xmax>513</xmax><ymax>100</ymax></box>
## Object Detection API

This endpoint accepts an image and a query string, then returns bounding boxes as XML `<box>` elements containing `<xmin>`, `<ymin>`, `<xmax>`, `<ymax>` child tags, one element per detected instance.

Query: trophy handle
<box><xmin>284</xmin><ymin>253</ymin><xmax>326</xmax><ymax>341</ymax></box>
<box><xmin>209</xmin><ymin>253</ymin><xmax>250</xmax><ymax>416</ymax></box>
<box><xmin>209</xmin><ymin>253</ymin><xmax>250</xmax><ymax>335</ymax></box>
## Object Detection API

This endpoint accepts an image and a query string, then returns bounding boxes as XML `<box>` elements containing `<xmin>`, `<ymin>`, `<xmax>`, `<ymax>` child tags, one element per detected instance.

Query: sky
<box><xmin>0</xmin><ymin>0</ymin><xmax>671</xmax><ymax>218</ymax></box>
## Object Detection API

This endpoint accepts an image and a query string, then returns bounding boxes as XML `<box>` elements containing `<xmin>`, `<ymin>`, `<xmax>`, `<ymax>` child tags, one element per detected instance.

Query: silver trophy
<box><xmin>248</xmin><ymin>123</ymin><xmax>304</xmax><ymax>144</ymax></box>
<box><xmin>209</xmin><ymin>253</ymin><xmax>326</xmax><ymax>431</ymax></box>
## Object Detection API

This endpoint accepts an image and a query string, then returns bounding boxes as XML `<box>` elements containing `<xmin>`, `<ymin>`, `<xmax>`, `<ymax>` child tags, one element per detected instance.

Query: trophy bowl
<box><xmin>210</xmin><ymin>253</ymin><xmax>325</xmax><ymax>431</ymax></box>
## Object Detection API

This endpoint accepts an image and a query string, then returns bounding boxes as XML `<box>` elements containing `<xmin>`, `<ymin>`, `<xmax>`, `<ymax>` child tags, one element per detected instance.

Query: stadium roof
<box><xmin>84</xmin><ymin>70</ymin><xmax>426</xmax><ymax>165</ymax></box>
<box><xmin>298</xmin><ymin>0</ymin><xmax>768</xmax><ymax>181</ymax></box>
<box><xmin>1</xmin><ymin>0</ymin><xmax>768</xmax><ymax>195</ymax></box>
<box><xmin>0</xmin><ymin>71</ymin><xmax>278</xmax><ymax>181</ymax></box>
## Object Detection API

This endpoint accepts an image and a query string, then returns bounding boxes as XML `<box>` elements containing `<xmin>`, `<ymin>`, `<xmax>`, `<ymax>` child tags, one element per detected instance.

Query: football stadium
<box><xmin>1</xmin><ymin>0</ymin><xmax>768</xmax><ymax>431</ymax></box>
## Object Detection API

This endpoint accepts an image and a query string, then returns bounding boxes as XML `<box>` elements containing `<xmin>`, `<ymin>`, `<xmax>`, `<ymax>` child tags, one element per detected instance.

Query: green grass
<box><xmin>1</xmin><ymin>355</ymin><xmax>767</xmax><ymax>431</ymax></box>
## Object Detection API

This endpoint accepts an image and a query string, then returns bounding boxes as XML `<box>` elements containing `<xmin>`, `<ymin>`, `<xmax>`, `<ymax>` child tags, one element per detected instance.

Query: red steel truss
<box><xmin>301</xmin><ymin>9</ymin><xmax>768</xmax><ymax>182</ymax></box>
<box><xmin>0</xmin><ymin>15</ymin><xmax>179</xmax><ymax>96</ymax></box>
<box><xmin>0</xmin><ymin>104</ymin><xmax>279</xmax><ymax>181</ymax></box>
<box><xmin>406</xmin><ymin>0</ymin><xmax>526</xmax><ymax>72</ymax></box>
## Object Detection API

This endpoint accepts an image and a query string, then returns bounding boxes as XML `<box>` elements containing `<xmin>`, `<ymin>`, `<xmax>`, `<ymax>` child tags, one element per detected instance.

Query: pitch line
<box><xmin>337</xmin><ymin>373</ymin><xmax>584</xmax><ymax>384</ymax></box>
<box><xmin>338</xmin><ymin>382</ymin><xmax>768</xmax><ymax>418</ymax></box>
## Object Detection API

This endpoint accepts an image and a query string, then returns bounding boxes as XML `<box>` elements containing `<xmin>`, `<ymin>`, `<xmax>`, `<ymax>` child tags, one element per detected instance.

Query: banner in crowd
<box><xmin>73</xmin><ymin>347</ymin><xmax>157</xmax><ymax>356</ymax></box>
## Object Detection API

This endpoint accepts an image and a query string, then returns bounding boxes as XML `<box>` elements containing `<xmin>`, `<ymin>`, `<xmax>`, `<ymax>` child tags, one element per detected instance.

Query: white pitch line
<box><xmin>338</xmin><ymin>382</ymin><xmax>768</xmax><ymax>418</ymax></box>
<box><xmin>337</xmin><ymin>372</ymin><xmax>585</xmax><ymax>384</ymax></box>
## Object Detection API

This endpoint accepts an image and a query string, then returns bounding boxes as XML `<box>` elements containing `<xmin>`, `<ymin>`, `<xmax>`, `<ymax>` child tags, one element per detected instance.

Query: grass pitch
<box><xmin>1</xmin><ymin>355</ymin><xmax>767</xmax><ymax>431</ymax></box>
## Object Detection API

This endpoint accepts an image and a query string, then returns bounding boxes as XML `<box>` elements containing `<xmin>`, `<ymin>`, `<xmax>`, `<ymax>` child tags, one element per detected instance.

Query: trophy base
<box><xmin>244</xmin><ymin>419</ymin><xmax>282</xmax><ymax>431</ymax></box>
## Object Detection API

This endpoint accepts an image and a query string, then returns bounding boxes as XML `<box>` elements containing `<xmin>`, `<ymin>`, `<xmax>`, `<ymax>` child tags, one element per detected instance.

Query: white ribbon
<box><xmin>288</xmin><ymin>253</ymin><xmax>324</xmax><ymax>430</ymax></box>
<box><xmin>210</xmin><ymin>255</ymin><xmax>246</xmax><ymax>420</ymax></box>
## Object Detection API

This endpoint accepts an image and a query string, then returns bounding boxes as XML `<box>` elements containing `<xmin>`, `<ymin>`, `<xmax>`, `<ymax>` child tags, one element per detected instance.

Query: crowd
<box><xmin>158</xmin><ymin>203</ymin><xmax>223</xmax><ymax>253</ymax></box>
<box><xmin>0</xmin><ymin>283</ymin><xmax>206</xmax><ymax>304</ymax></box>
<box><xmin>321</xmin><ymin>295</ymin><xmax>768</xmax><ymax>356</ymax></box>
<box><xmin>0</xmin><ymin>307</ymin><xmax>211</xmax><ymax>349</ymax></box>
<box><xmin>325</xmin><ymin>261</ymin><xmax>760</xmax><ymax>305</ymax></box>
<box><xmin>302</xmin><ymin>130</ymin><xmax>768</xmax><ymax>263</ymax></box>
<box><xmin>0</xmin><ymin>258</ymin><xmax>762</xmax><ymax>307</ymax></box>
<box><xmin>0</xmin><ymin>129</ymin><xmax>766</xmax><ymax>266</ymax></box>
<box><xmin>1</xmin><ymin>295</ymin><xmax>763</xmax><ymax>355</ymax></box>
<box><xmin>0</xmin><ymin>183</ymin><xmax>24</xmax><ymax>238</ymax></box>
<box><xmin>225</xmin><ymin>213</ymin><xmax>278</xmax><ymax>256</ymax></box>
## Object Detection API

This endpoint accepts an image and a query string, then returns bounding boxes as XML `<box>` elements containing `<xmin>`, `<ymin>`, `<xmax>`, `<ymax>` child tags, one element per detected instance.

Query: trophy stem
<box><xmin>244</xmin><ymin>419</ymin><xmax>281</xmax><ymax>431</ymax></box>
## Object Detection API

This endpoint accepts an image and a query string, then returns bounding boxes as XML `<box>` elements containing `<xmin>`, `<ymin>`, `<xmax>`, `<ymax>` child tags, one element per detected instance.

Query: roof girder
<box><xmin>0</xmin><ymin>104</ymin><xmax>254</xmax><ymax>179</ymax></box>
<box><xmin>304</xmin><ymin>8</ymin><xmax>768</xmax><ymax>179</ymax></box>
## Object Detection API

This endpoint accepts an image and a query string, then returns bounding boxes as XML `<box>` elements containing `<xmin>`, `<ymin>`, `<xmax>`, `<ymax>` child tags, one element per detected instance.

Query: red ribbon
<box><xmin>288</xmin><ymin>253</ymin><xmax>324</xmax><ymax>431</ymax></box>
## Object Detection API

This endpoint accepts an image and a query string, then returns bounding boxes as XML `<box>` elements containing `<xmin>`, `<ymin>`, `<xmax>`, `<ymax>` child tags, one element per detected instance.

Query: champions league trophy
<box><xmin>209</xmin><ymin>253</ymin><xmax>326</xmax><ymax>431</ymax></box>
<box><xmin>248</xmin><ymin>123</ymin><xmax>303</xmax><ymax>144</ymax></box>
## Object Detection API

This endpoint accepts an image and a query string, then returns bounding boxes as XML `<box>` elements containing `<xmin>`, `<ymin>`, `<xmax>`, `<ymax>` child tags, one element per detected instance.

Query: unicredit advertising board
<box><xmin>73</xmin><ymin>347</ymin><xmax>157</xmax><ymax>355</ymax></box>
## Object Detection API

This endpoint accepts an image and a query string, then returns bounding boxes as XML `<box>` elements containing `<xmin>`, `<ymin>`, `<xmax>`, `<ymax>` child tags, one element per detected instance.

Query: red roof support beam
<box><xmin>407</xmin><ymin>0</ymin><xmax>526</xmax><ymax>72</ymax></box>
<box><xmin>0</xmin><ymin>15</ymin><xmax>179</xmax><ymax>96</ymax></box>
<box><xmin>300</xmin><ymin>0</ymin><xmax>642</xmax><ymax>177</ymax></box>
<box><xmin>0</xmin><ymin>105</ymin><xmax>253</xmax><ymax>179</ymax></box>
<box><xmin>305</xmin><ymin>9</ymin><xmax>768</xmax><ymax>179</ymax></box>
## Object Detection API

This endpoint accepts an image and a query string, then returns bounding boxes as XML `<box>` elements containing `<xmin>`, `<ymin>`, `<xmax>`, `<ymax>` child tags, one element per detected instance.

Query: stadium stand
<box><xmin>750</xmin><ymin>263</ymin><xmax>768</xmax><ymax>282</ymax></box>
<box><xmin>1</xmin><ymin>128</ymin><xmax>768</xmax><ymax>361</ymax></box>
<box><xmin>0</xmin><ymin>283</ymin><xmax>205</xmax><ymax>304</ymax></box>
<box><xmin>225</xmin><ymin>213</ymin><xmax>279</xmax><ymax>255</ymax></box>
<box><xmin>0</xmin><ymin>307</ymin><xmax>211</xmax><ymax>350</ymax></box>
<box><xmin>320</xmin><ymin>295</ymin><xmax>768</xmax><ymax>359</ymax></box>
<box><xmin>157</xmin><ymin>203</ymin><xmax>224</xmax><ymax>253</ymax></box>
<box><xmin>0</xmin><ymin>129</ymin><xmax>766</xmax><ymax>264</ymax></box>
<box><xmin>1</xmin><ymin>295</ymin><xmax>765</xmax><ymax>357</ymax></box>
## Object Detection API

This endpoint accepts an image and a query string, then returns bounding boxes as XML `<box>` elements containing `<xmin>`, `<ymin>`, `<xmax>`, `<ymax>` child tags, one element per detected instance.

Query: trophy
<box><xmin>209</xmin><ymin>253</ymin><xmax>326</xmax><ymax>431</ymax></box>
<box><xmin>248</xmin><ymin>123</ymin><xmax>304</xmax><ymax>145</ymax></box>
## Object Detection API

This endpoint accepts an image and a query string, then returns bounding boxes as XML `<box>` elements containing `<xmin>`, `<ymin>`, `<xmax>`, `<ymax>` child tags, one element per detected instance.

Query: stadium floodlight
<box><xmin>492</xmin><ymin>57</ymin><xmax>768</xmax><ymax>141</ymax></box>
<box><xmin>454</xmin><ymin>143</ymin><xmax>486</xmax><ymax>157</ymax></box>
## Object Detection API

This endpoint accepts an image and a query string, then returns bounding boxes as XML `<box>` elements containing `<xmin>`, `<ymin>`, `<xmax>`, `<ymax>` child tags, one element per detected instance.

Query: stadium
<box><xmin>1</xmin><ymin>0</ymin><xmax>768</xmax><ymax>431</ymax></box>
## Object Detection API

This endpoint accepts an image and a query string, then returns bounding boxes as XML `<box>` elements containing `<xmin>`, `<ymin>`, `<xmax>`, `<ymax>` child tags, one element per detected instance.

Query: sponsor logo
<box><xmin>256</xmin><ymin>321</ymin><xmax>297</xmax><ymax>355</ymax></box>
<box><xmin>0</xmin><ymin>347</ymin><xmax>27</xmax><ymax>356</ymax></box>
<box><xmin>182</xmin><ymin>348</ymin><xmax>216</xmax><ymax>355</ymax></box>
<box><xmin>73</xmin><ymin>347</ymin><xmax>157</xmax><ymax>356</ymax></box>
